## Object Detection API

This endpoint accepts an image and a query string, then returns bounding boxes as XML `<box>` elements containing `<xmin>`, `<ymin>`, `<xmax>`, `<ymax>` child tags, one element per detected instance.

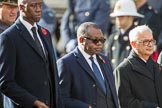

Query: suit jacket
<box><xmin>0</xmin><ymin>19</ymin><xmax>62</xmax><ymax>108</ymax></box>
<box><xmin>114</xmin><ymin>50</ymin><xmax>162</xmax><ymax>108</ymax></box>
<box><xmin>57</xmin><ymin>48</ymin><xmax>119</xmax><ymax>108</ymax></box>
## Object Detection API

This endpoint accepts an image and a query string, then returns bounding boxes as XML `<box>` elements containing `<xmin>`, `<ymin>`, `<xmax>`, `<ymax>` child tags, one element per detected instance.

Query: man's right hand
<box><xmin>34</xmin><ymin>100</ymin><xmax>49</xmax><ymax>108</ymax></box>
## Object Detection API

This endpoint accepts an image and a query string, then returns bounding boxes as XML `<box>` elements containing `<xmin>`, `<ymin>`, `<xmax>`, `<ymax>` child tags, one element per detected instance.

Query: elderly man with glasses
<box><xmin>114</xmin><ymin>25</ymin><xmax>162</xmax><ymax>108</ymax></box>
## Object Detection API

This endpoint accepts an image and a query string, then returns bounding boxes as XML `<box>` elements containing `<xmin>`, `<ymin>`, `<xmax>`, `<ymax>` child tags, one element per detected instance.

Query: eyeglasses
<box><xmin>136</xmin><ymin>39</ymin><xmax>156</xmax><ymax>46</ymax></box>
<box><xmin>84</xmin><ymin>36</ymin><xmax>106</xmax><ymax>44</ymax></box>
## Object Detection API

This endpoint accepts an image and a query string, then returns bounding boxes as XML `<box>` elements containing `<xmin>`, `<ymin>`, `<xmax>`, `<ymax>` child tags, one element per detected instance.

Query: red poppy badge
<box><xmin>99</xmin><ymin>55</ymin><xmax>105</xmax><ymax>63</ymax></box>
<box><xmin>41</xmin><ymin>28</ymin><xmax>47</xmax><ymax>36</ymax></box>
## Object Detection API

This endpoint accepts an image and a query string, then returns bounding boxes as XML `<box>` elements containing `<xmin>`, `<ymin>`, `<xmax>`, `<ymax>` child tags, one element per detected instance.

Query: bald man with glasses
<box><xmin>114</xmin><ymin>25</ymin><xmax>162</xmax><ymax>108</ymax></box>
<box><xmin>57</xmin><ymin>22</ymin><xmax>119</xmax><ymax>108</ymax></box>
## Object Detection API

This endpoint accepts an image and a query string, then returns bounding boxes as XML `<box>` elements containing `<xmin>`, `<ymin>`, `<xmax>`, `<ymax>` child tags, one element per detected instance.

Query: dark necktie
<box><xmin>31</xmin><ymin>27</ymin><xmax>45</xmax><ymax>58</ymax></box>
<box><xmin>90</xmin><ymin>57</ymin><xmax>106</xmax><ymax>93</ymax></box>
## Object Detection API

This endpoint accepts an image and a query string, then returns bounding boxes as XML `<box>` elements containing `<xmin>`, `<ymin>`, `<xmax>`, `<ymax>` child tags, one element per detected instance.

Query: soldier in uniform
<box><xmin>57</xmin><ymin>0</ymin><xmax>111</xmax><ymax>55</ymax></box>
<box><xmin>0</xmin><ymin>0</ymin><xmax>18</xmax><ymax>33</ymax></box>
<box><xmin>38</xmin><ymin>1</ymin><xmax>57</xmax><ymax>37</ymax></box>
<box><xmin>38</xmin><ymin>0</ymin><xmax>58</xmax><ymax>58</ymax></box>
<box><xmin>0</xmin><ymin>0</ymin><xmax>18</xmax><ymax>108</ymax></box>
<box><xmin>133</xmin><ymin>0</ymin><xmax>162</xmax><ymax>42</ymax></box>
<box><xmin>105</xmin><ymin>0</ymin><xmax>144</xmax><ymax>69</ymax></box>
<box><xmin>154</xmin><ymin>1</ymin><xmax>162</xmax><ymax>59</ymax></box>
<box><xmin>147</xmin><ymin>0</ymin><xmax>162</xmax><ymax>14</ymax></box>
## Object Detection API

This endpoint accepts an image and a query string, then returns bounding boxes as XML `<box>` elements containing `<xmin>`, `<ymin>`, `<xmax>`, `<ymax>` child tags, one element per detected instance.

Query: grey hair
<box><xmin>129</xmin><ymin>25</ymin><xmax>152</xmax><ymax>42</ymax></box>
<box><xmin>77</xmin><ymin>22</ymin><xmax>101</xmax><ymax>37</ymax></box>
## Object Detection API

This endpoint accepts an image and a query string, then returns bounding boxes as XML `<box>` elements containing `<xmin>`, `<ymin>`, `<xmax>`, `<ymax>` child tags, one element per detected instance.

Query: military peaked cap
<box><xmin>0</xmin><ymin>0</ymin><xmax>18</xmax><ymax>6</ymax></box>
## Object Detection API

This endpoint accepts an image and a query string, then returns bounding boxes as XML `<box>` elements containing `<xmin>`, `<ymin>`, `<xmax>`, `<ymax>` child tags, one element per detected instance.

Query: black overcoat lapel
<box><xmin>15</xmin><ymin>19</ymin><xmax>45</xmax><ymax>61</ymax></box>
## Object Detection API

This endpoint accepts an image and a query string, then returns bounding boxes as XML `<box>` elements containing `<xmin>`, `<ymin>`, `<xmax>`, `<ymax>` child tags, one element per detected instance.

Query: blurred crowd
<box><xmin>54</xmin><ymin>0</ymin><xmax>162</xmax><ymax>66</ymax></box>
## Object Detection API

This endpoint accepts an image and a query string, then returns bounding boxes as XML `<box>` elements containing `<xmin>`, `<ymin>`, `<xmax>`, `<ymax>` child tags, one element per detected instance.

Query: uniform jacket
<box><xmin>106</xmin><ymin>25</ymin><xmax>134</xmax><ymax>69</ymax></box>
<box><xmin>0</xmin><ymin>19</ymin><xmax>62</xmax><ymax>108</ymax></box>
<box><xmin>57</xmin><ymin>48</ymin><xmax>119</xmax><ymax>108</ymax></box>
<box><xmin>134</xmin><ymin>2</ymin><xmax>162</xmax><ymax>41</ymax></box>
<box><xmin>60</xmin><ymin>0</ymin><xmax>110</xmax><ymax>40</ymax></box>
<box><xmin>38</xmin><ymin>1</ymin><xmax>57</xmax><ymax>35</ymax></box>
<box><xmin>148</xmin><ymin>0</ymin><xmax>162</xmax><ymax>13</ymax></box>
<box><xmin>114</xmin><ymin>50</ymin><xmax>162</xmax><ymax>108</ymax></box>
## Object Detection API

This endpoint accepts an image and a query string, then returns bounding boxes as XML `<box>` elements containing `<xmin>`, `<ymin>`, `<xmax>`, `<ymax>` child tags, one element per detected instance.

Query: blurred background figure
<box><xmin>57</xmin><ymin>0</ymin><xmax>111</xmax><ymax>56</ymax></box>
<box><xmin>150</xmin><ymin>0</ymin><xmax>162</xmax><ymax>60</ymax></box>
<box><xmin>133</xmin><ymin>0</ymin><xmax>162</xmax><ymax>42</ymax></box>
<box><xmin>38</xmin><ymin>0</ymin><xmax>58</xmax><ymax>58</ymax></box>
<box><xmin>147</xmin><ymin>0</ymin><xmax>162</xmax><ymax>14</ymax></box>
<box><xmin>38</xmin><ymin>1</ymin><xmax>57</xmax><ymax>39</ymax></box>
<box><xmin>105</xmin><ymin>0</ymin><xmax>143</xmax><ymax>69</ymax></box>
<box><xmin>0</xmin><ymin>0</ymin><xmax>18</xmax><ymax>108</ymax></box>
<box><xmin>0</xmin><ymin>0</ymin><xmax>18</xmax><ymax>33</ymax></box>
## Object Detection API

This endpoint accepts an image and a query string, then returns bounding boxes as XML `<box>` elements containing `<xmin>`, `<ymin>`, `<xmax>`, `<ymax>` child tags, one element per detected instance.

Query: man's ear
<box><xmin>130</xmin><ymin>41</ymin><xmax>136</xmax><ymax>48</ymax></box>
<box><xmin>79</xmin><ymin>37</ymin><xmax>84</xmax><ymax>43</ymax></box>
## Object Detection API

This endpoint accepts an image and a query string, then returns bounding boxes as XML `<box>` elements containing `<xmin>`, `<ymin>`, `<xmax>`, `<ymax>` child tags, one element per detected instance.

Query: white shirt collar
<box><xmin>78</xmin><ymin>46</ymin><xmax>104</xmax><ymax>79</ymax></box>
<box><xmin>139</xmin><ymin>57</ymin><xmax>147</xmax><ymax>63</ymax></box>
<box><xmin>78</xmin><ymin>46</ymin><xmax>97</xmax><ymax>60</ymax></box>
<box><xmin>19</xmin><ymin>15</ymin><xmax>38</xmax><ymax>32</ymax></box>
